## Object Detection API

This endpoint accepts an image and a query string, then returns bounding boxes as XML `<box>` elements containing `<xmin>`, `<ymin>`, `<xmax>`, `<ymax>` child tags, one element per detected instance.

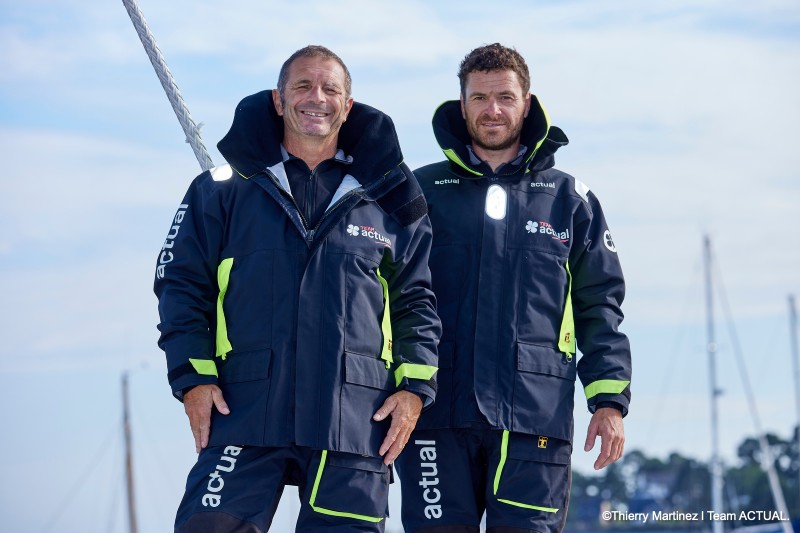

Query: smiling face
<box><xmin>461</xmin><ymin>69</ymin><xmax>531</xmax><ymax>154</ymax></box>
<box><xmin>273</xmin><ymin>56</ymin><xmax>353</xmax><ymax>144</ymax></box>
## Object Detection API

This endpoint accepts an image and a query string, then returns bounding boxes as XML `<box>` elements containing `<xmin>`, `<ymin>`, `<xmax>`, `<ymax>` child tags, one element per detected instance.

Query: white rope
<box><xmin>122</xmin><ymin>0</ymin><xmax>214</xmax><ymax>171</ymax></box>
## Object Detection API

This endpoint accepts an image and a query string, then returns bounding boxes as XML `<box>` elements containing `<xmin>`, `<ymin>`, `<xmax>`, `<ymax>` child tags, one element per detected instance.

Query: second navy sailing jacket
<box><xmin>414</xmin><ymin>97</ymin><xmax>631</xmax><ymax>442</ymax></box>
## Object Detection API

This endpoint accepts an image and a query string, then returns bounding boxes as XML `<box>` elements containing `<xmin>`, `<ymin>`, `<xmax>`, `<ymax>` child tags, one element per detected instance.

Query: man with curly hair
<box><xmin>395</xmin><ymin>43</ymin><xmax>632</xmax><ymax>533</ymax></box>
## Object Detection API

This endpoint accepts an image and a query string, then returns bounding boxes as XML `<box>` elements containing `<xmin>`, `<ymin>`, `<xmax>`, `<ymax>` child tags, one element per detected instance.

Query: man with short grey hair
<box><xmin>155</xmin><ymin>45</ymin><xmax>440</xmax><ymax>532</ymax></box>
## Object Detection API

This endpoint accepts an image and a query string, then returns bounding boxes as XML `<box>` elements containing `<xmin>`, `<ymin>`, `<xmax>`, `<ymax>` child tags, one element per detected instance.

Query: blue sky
<box><xmin>1</xmin><ymin>0</ymin><xmax>799</xmax><ymax>531</ymax></box>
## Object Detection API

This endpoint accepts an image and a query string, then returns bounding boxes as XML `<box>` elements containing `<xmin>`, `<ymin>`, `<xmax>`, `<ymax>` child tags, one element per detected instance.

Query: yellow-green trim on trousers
<box><xmin>492</xmin><ymin>430</ymin><xmax>559</xmax><ymax>513</ymax></box>
<box><xmin>308</xmin><ymin>450</ymin><xmax>385</xmax><ymax>523</ymax></box>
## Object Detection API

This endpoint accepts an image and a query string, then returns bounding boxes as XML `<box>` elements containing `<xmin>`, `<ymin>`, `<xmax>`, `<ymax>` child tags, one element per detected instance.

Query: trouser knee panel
<box><xmin>176</xmin><ymin>511</ymin><xmax>261</xmax><ymax>533</ymax></box>
<box><xmin>413</xmin><ymin>526</ymin><xmax>480</xmax><ymax>533</ymax></box>
<box><xmin>486</xmin><ymin>526</ymin><xmax>541</xmax><ymax>533</ymax></box>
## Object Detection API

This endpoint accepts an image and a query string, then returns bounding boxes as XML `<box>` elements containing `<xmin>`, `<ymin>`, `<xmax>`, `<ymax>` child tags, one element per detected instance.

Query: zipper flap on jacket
<box><xmin>328</xmin><ymin>174</ymin><xmax>361</xmax><ymax>208</ymax></box>
<box><xmin>246</xmin><ymin>167</ymin><xmax>310</xmax><ymax>240</ymax></box>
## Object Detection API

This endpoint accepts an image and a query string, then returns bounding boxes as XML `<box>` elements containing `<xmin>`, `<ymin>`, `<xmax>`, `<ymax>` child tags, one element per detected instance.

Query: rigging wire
<box><xmin>713</xmin><ymin>250</ymin><xmax>794</xmax><ymax>532</ymax></box>
<box><xmin>714</xmin><ymin>257</ymin><xmax>772</xmax><ymax>444</ymax></box>
<box><xmin>104</xmin><ymin>456</ymin><xmax>122</xmax><ymax>533</ymax></box>
<box><xmin>133</xmin><ymin>408</ymin><xmax>177</xmax><ymax>524</ymax></box>
<box><xmin>38</xmin><ymin>419</ymin><xmax>122</xmax><ymax>533</ymax></box>
<box><xmin>121</xmin><ymin>0</ymin><xmax>214</xmax><ymax>171</ymax></box>
<box><xmin>643</xmin><ymin>255</ymin><xmax>703</xmax><ymax>447</ymax></box>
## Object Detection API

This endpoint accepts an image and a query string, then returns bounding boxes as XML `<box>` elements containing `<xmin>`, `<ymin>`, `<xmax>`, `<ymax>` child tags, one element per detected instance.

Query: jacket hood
<box><xmin>217</xmin><ymin>90</ymin><xmax>404</xmax><ymax>186</ymax></box>
<box><xmin>431</xmin><ymin>95</ymin><xmax>568</xmax><ymax>178</ymax></box>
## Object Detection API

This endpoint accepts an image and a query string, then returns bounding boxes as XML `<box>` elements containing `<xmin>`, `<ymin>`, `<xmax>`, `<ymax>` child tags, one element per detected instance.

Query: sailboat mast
<box><xmin>790</xmin><ymin>295</ymin><xmax>800</xmax><ymax>510</ymax></box>
<box><xmin>123</xmin><ymin>372</ymin><xmax>139</xmax><ymax>533</ymax></box>
<box><xmin>704</xmin><ymin>235</ymin><xmax>724</xmax><ymax>533</ymax></box>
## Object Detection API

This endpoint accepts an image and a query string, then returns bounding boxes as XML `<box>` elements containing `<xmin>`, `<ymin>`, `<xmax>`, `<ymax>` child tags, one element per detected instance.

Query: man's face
<box><xmin>273</xmin><ymin>56</ymin><xmax>353</xmax><ymax>141</ymax></box>
<box><xmin>461</xmin><ymin>70</ymin><xmax>531</xmax><ymax>152</ymax></box>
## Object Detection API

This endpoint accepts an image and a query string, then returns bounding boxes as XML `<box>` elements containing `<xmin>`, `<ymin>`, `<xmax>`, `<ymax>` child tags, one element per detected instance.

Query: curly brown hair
<box><xmin>458</xmin><ymin>43</ymin><xmax>530</xmax><ymax>97</ymax></box>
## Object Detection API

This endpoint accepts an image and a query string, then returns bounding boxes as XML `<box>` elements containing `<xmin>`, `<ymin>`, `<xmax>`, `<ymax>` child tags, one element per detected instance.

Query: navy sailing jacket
<box><xmin>154</xmin><ymin>91</ymin><xmax>441</xmax><ymax>457</ymax></box>
<box><xmin>414</xmin><ymin>97</ymin><xmax>631</xmax><ymax>442</ymax></box>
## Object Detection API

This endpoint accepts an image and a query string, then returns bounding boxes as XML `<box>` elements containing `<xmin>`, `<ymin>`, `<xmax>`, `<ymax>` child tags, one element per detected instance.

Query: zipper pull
<box><xmin>562</xmin><ymin>352</ymin><xmax>573</xmax><ymax>365</ymax></box>
<box><xmin>307</xmin><ymin>229</ymin><xmax>315</xmax><ymax>243</ymax></box>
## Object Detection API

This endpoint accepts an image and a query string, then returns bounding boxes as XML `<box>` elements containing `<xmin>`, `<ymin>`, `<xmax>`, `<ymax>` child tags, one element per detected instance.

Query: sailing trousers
<box><xmin>175</xmin><ymin>444</ymin><xmax>390</xmax><ymax>532</ymax></box>
<box><xmin>394</xmin><ymin>428</ymin><xmax>571</xmax><ymax>533</ymax></box>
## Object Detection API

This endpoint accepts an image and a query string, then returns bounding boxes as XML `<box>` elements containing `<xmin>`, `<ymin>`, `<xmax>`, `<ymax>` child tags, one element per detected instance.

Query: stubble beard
<box><xmin>466</xmin><ymin>114</ymin><xmax>524</xmax><ymax>152</ymax></box>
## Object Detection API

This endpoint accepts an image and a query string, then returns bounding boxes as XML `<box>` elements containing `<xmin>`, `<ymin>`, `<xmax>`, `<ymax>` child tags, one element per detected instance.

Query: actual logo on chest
<box><xmin>525</xmin><ymin>220</ymin><xmax>570</xmax><ymax>243</ymax></box>
<box><xmin>346</xmin><ymin>224</ymin><xmax>392</xmax><ymax>249</ymax></box>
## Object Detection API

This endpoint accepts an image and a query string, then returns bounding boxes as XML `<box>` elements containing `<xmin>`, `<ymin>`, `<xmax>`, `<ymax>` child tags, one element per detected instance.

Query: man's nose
<box><xmin>484</xmin><ymin>98</ymin><xmax>501</xmax><ymax>116</ymax></box>
<box><xmin>308</xmin><ymin>85</ymin><xmax>325</xmax><ymax>103</ymax></box>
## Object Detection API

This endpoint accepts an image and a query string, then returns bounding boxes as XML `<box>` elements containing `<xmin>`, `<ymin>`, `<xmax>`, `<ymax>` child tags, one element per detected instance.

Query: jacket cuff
<box><xmin>399</xmin><ymin>380</ymin><xmax>436</xmax><ymax>410</ymax></box>
<box><xmin>587</xmin><ymin>394</ymin><xmax>630</xmax><ymax>417</ymax></box>
<box><xmin>167</xmin><ymin>357</ymin><xmax>220</xmax><ymax>401</ymax></box>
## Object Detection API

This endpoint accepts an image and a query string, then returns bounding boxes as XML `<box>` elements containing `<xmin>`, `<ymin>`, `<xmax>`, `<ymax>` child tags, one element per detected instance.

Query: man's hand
<box><xmin>373</xmin><ymin>391</ymin><xmax>423</xmax><ymax>465</ymax></box>
<box><xmin>183</xmin><ymin>384</ymin><xmax>230</xmax><ymax>453</ymax></box>
<box><xmin>584</xmin><ymin>407</ymin><xmax>624</xmax><ymax>470</ymax></box>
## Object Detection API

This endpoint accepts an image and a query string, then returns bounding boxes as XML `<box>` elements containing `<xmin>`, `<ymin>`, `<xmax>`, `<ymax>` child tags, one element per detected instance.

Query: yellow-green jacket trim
<box><xmin>394</xmin><ymin>363</ymin><xmax>438</xmax><ymax>387</ymax></box>
<box><xmin>376</xmin><ymin>268</ymin><xmax>393</xmax><ymax>369</ymax></box>
<box><xmin>584</xmin><ymin>379</ymin><xmax>631</xmax><ymax>400</ymax></box>
<box><xmin>524</xmin><ymin>101</ymin><xmax>552</xmax><ymax>165</ymax></box>
<box><xmin>189</xmin><ymin>358</ymin><xmax>218</xmax><ymax>377</ymax></box>
<box><xmin>215</xmin><ymin>258</ymin><xmax>234</xmax><ymax>359</ymax></box>
<box><xmin>558</xmin><ymin>261</ymin><xmax>576</xmax><ymax>360</ymax></box>
<box><xmin>443</xmin><ymin>148</ymin><xmax>483</xmax><ymax>176</ymax></box>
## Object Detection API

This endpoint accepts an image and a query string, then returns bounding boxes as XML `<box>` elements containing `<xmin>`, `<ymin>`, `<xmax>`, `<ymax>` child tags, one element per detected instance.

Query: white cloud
<box><xmin>0</xmin><ymin>244</ymin><xmax>168</xmax><ymax>372</ymax></box>
<box><xmin>0</xmin><ymin>127</ymin><xmax>196</xmax><ymax>251</ymax></box>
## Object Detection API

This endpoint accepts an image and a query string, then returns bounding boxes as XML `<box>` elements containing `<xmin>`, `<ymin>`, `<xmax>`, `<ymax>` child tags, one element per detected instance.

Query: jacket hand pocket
<box><xmin>512</xmin><ymin>342</ymin><xmax>576</xmax><ymax>441</ymax></box>
<box><xmin>209</xmin><ymin>349</ymin><xmax>272</xmax><ymax>446</ymax></box>
<box><xmin>339</xmin><ymin>352</ymin><xmax>393</xmax><ymax>456</ymax></box>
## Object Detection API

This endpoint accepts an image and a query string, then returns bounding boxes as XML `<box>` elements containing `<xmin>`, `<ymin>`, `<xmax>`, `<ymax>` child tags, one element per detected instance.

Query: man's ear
<box><xmin>272</xmin><ymin>89</ymin><xmax>284</xmax><ymax>116</ymax></box>
<box><xmin>523</xmin><ymin>93</ymin><xmax>532</xmax><ymax>118</ymax></box>
<box><xmin>342</xmin><ymin>97</ymin><xmax>354</xmax><ymax>122</ymax></box>
<box><xmin>460</xmin><ymin>95</ymin><xmax>466</xmax><ymax>119</ymax></box>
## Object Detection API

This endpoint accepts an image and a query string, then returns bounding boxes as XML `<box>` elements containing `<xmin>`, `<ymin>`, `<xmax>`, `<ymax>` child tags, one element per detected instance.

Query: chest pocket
<box><xmin>508</xmin><ymin>189</ymin><xmax>572</xmax><ymax>256</ymax></box>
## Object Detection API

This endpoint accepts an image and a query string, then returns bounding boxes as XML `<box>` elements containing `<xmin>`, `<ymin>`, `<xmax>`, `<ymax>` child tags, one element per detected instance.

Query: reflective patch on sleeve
<box><xmin>210</xmin><ymin>164</ymin><xmax>233</xmax><ymax>181</ymax></box>
<box><xmin>574</xmin><ymin>179</ymin><xmax>590</xmax><ymax>202</ymax></box>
